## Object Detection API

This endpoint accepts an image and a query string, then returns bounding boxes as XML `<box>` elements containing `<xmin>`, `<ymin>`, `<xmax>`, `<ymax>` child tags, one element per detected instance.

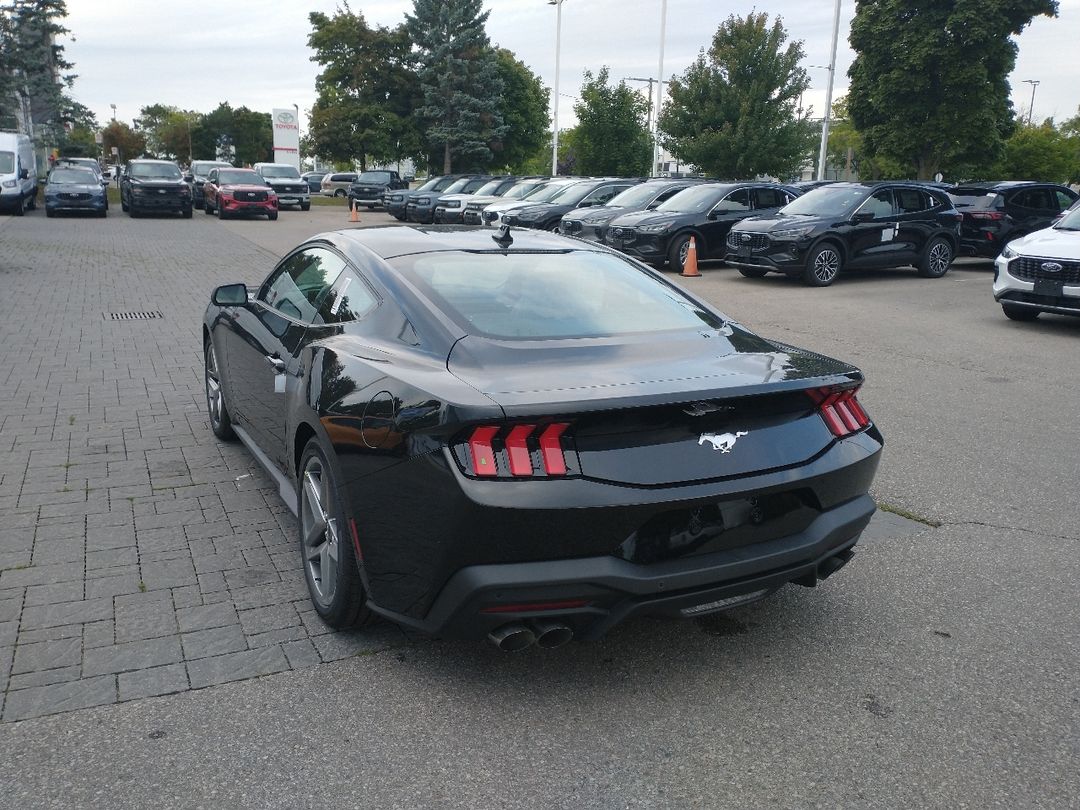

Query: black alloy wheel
<box><xmin>917</xmin><ymin>237</ymin><xmax>953</xmax><ymax>278</ymax></box>
<box><xmin>667</xmin><ymin>233</ymin><xmax>692</xmax><ymax>270</ymax></box>
<box><xmin>1002</xmin><ymin>303</ymin><xmax>1039</xmax><ymax>321</ymax></box>
<box><xmin>803</xmin><ymin>242</ymin><xmax>842</xmax><ymax>287</ymax></box>
<box><xmin>204</xmin><ymin>338</ymin><xmax>236</xmax><ymax>441</ymax></box>
<box><xmin>298</xmin><ymin>439</ymin><xmax>374</xmax><ymax>629</ymax></box>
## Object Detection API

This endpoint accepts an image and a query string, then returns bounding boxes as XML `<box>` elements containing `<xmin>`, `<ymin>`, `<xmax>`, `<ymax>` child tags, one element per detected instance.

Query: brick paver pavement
<box><xmin>0</xmin><ymin>210</ymin><xmax>409</xmax><ymax>722</ymax></box>
<box><xmin>0</xmin><ymin>208</ymin><xmax>917</xmax><ymax>723</ymax></box>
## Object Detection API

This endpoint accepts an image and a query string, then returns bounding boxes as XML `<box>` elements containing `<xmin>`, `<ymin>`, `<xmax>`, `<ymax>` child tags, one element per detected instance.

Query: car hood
<box><xmin>610</xmin><ymin>210</ymin><xmax>690</xmax><ymax>228</ymax></box>
<box><xmin>128</xmin><ymin>177</ymin><xmax>185</xmax><ymax>186</ymax></box>
<box><xmin>437</xmin><ymin>193</ymin><xmax>476</xmax><ymax>203</ymax></box>
<box><xmin>221</xmin><ymin>183</ymin><xmax>273</xmax><ymax>192</ymax></box>
<box><xmin>731</xmin><ymin>214</ymin><xmax>830</xmax><ymax>233</ymax></box>
<box><xmin>464</xmin><ymin>195</ymin><xmax>503</xmax><ymax>206</ymax></box>
<box><xmin>48</xmin><ymin>183</ymin><xmax>102</xmax><ymax>193</ymax></box>
<box><xmin>563</xmin><ymin>205</ymin><xmax>626</xmax><ymax>223</ymax></box>
<box><xmin>1011</xmin><ymin>226</ymin><xmax>1080</xmax><ymax>260</ymax></box>
<box><xmin>447</xmin><ymin>325</ymin><xmax>858</xmax><ymax>414</ymax></box>
<box><xmin>485</xmin><ymin>199</ymin><xmax>535</xmax><ymax>214</ymax></box>
<box><xmin>264</xmin><ymin>177</ymin><xmax>302</xmax><ymax>184</ymax></box>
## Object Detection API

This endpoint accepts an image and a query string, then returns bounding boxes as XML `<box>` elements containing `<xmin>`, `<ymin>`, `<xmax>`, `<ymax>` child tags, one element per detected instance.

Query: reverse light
<box><xmin>464</xmin><ymin>423</ymin><xmax>572</xmax><ymax>478</ymax></box>
<box><xmin>807</xmin><ymin>386</ymin><xmax>871</xmax><ymax>438</ymax></box>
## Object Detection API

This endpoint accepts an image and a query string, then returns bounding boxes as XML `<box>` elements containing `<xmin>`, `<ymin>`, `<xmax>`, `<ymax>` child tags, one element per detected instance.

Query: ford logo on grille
<box><xmin>741</xmin><ymin>233</ymin><xmax>751</xmax><ymax>242</ymax></box>
<box><xmin>1041</xmin><ymin>262</ymin><xmax>1063</xmax><ymax>273</ymax></box>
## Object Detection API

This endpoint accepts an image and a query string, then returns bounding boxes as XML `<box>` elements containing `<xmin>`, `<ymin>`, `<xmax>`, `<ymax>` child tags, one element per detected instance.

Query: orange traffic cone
<box><xmin>680</xmin><ymin>236</ymin><xmax>701</xmax><ymax>277</ymax></box>
<box><xmin>349</xmin><ymin>198</ymin><xmax>360</xmax><ymax>223</ymax></box>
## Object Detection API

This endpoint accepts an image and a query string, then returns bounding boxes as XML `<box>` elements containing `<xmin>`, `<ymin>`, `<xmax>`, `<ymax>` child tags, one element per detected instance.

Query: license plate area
<box><xmin>1034</xmin><ymin>277</ymin><xmax>1064</xmax><ymax>297</ymax></box>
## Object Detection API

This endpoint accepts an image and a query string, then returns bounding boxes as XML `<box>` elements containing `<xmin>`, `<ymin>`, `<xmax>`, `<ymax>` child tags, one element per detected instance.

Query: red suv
<box><xmin>203</xmin><ymin>168</ymin><xmax>279</xmax><ymax>220</ymax></box>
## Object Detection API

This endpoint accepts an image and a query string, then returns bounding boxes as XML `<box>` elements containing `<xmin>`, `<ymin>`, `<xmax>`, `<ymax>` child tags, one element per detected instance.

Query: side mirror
<box><xmin>851</xmin><ymin>211</ymin><xmax>875</xmax><ymax>224</ymax></box>
<box><xmin>212</xmin><ymin>283</ymin><xmax>248</xmax><ymax>306</ymax></box>
<box><xmin>19</xmin><ymin>168</ymin><xmax>28</xmax><ymax>180</ymax></box>
<box><xmin>706</xmin><ymin>210</ymin><xmax>718</xmax><ymax>220</ymax></box>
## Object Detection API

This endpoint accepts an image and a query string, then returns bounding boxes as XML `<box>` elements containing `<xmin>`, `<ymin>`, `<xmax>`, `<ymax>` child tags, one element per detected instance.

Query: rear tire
<box><xmin>803</xmin><ymin>243</ymin><xmax>842</xmax><ymax>286</ymax></box>
<box><xmin>298</xmin><ymin>440</ymin><xmax>376</xmax><ymax>630</ymax></box>
<box><xmin>1002</xmin><ymin>303</ymin><xmax>1039</xmax><ymax>321</ymax></box>
<box><xmin>918</xmin><ymin>237</ymin><xmax>953</xmax><ymax>278</ymax></box>
<box><xmin>334</xmin><ymin>189</ymin><xmax>346</xmax><ymax>198</ymax></box>
<box><xmin>738</xmin><ymin>267</ymin><xmax>769</xmax><ymax>279</ymax></box>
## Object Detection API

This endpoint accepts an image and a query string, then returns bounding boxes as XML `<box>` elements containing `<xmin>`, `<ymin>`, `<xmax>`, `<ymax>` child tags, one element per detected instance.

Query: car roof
<box><xmin>947</xmin><ymin>180</ymin><xmax>1066</xmax><ymax>191</ymax></box>
<box><xmin>321</xmin><ymin>224</ymin><xmax>599</xmax><ymax>261</ymax></box>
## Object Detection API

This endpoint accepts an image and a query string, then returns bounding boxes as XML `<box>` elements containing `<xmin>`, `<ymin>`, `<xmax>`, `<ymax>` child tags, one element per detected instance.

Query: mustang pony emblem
<box><xmin>698</xmin><ymin>431</ymin><xmax>748</xmax><ymax>453</ymax></box>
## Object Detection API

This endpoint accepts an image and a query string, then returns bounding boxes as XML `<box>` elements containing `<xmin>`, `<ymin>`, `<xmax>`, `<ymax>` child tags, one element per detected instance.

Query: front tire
<box><xmin>803</xmin><ymin>242</ymin><xmax>842</xmax><ymax>286</ymax></box>
<box><xmin>667</xmin><ymin>233</ymin><xmax>693</xmax><ymax>271</ymax></box>
<box><xmin>45</xmin><ymin>207</ymin><xmax>55</xmax><ymax>218</ymax></box>
<box><xmin>918</xmin><ymin>237</ymin><xmax>953</xmax><ymax>278</ymax></box>
<box><xmin>301</xmin><ymin>201</ymin><xmax>311</xmax><ymax>211</ymax></box>
<box><xmin>217</xmin><ymin>200</ymin><xmax>227</xmax><ymax>220</ymax></box>
<box><xmin>182</xmin><ymin>205</ymin><xmax>193</xmax><ymax>219</ymax></box>
<box><xmin>204</xmin><ymin>338</ymin><xmax>236</xmax><ymax>441</ymax></box>
<box><xmin>298</xmin><ymin>441</ymin><xmax>374</xmax><ymax>629</ymax></box>
<box><xmin>121</xmin><ymin>195</ymin><xmax>129</xmax><ymax>212</ymax></box>
<box><xmin>268</xmin><ymin>211</ymin><xmax>278</xmax><ymax>221</ymax></box>
<box><xmin>1002</xmin><ymin>303</ymin><xmax>1039</xmax><ymax>321</ymax></box>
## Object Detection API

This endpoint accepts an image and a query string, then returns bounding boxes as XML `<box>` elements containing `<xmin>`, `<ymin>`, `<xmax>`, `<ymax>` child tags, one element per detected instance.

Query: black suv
<box><xmin>501</xmin><ymin>178</ymin><xmax>641</xmax><ymax>232</ymax></box>
<box><xmin>605</xmin><ymin>182</ymin><xmax>798</xmax><ymax>271</ymax></box>
<box><xmin>726</xmin><ymin>182</ymin><xmax>962</xmax><ymax>286</ymax></box>
<box><xmin>348</xmin><ymin>169</ymin><xmax>409</xmax><ymax>209</ymax></box>
<box><xmin>406</xmin><ymin>175</ymin><xmax>487</xmax><ymax>223</ymax></box>
<box><xmin>385</xmin><ymin>175</ymin><xmax>458</xmax><ymax>221</ymax></box>
<box><xmin>121</xmin><ymin>159</ymin><xmax>193</xmax><ymax>218</ymax></box>
<box><xmin>560</xmin><ymin>178</ymin><xmax>705</xmax><ymax>242</ymax></box>
<box><xmin>186</xmin><ymin>160</ymin><xmax>232</xmax><ymax>209</ymax></box>
<box><xmin>947</xmin><ymin>181</ymin><xmax>1078</xmax><ymax>258</ymax></box>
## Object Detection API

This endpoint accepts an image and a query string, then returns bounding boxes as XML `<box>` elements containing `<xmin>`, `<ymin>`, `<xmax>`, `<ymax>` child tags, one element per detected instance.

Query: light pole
<box><xmin>1022</xmin><ymin>79</ymin><xmax>1040</xmax><ymax>126</ymax></box>
<box><xmin>293</xmin><ymin>103</ymin><xmax>301</xmax><ymax>166</ymax></box>
<box><xmin>110</xmin><ymin>103</ymin><xmax>116</xmax><ymax>122</ymax></box>
<box><xmin>816</xmin><ymin>0</ymin><xmax>842</xmax><ymax>182</ymax></box>
<box><xmin>548</xmin><ymin>0</ymin><xmax>565</xmax><ymax>176</ymax></box>
<box><xmin>654</xmin><ymin>0</ymin><xmax>667</xmax><ymax>177</ymax></box>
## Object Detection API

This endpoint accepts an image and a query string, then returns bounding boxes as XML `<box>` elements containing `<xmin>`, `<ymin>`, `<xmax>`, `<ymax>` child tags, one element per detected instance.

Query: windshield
<box><xmin>607</xmin><ymin>184</ymin><xmax>669</xmax><ymax>208</ymax></box>
<box><xmin>391</xmin><ymin>251</ymin><xmax>723</xmax><ymax>340</ymax></box>
<box><xmin>522</xmin><ymin>183</ymin><xmax>572</xmax><ymax>202</ymax></box>
<box><xmin>1055</xmin><ymin>207</ymin><xmax>1080</xmax><ymax>231</ymax></box>
<box><xmin>413</xmin><ymin>177</ymin><xmax>440</xmax><ymax>192</ymax></box>
<box><xmin>357</xmin><ymin>171</ymin><xmax>391</xmax><ymax>183</ymax></box>
<box><xmin>0</xmin><ymin>151</ymin><xmax>14</xmax><ymax>173</ymax></box>
<box><xmin>549</xmin><ymin>182</ymin><xmax>602</xmax><ymax>206</ymax></box>
<box><xmin>657</xmin><ymin>185</ymin><xmax>728</xmax><ymax>214</ymax></box>
<box><xmin>779</xmin><ymin>185</ymin><xmax>869</xmax><ymax>217</ymax></box>
<box><xmin>440</xmin><ymin>178</ymin><xmax>473</xmax><ymax>194</ymax></box>
<box><xmin>49</xmin><ymin>168</ymin><xmax>97</xmax><ymax>184</ymax></box>
<box><xmin>260</xmin><ymin>165</ymin><xmax>301</xmax><ymax>179</ymax></box>
<box><xmin>504</xmin><ymin>181</ymin><xmax>544</xmax><ymax>200</ymax></box>
<box><xmin>218</xmin><ymin>170</ymin><xmax>261</xmax><ymax>184</ymax></box>
<box><xmin>129</xmin><ymin>163</ymin><xmax>183</xmax><ymax>180</ymax></box>
<box><xmin>473</xmin><ymin>180</ymin><xmax>505</xmax><ymax>196</ymax></box>
<box><xmin>192</xmin><ymin>162</ymin><xmax>230</xmax><ymax>176</ymax></box>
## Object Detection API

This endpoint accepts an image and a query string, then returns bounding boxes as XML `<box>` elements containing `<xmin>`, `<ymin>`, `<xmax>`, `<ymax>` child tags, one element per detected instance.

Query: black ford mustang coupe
<box><xmin>203</xmin><ymin>226</ymin><xmax>882</xmax><ymax>650</ymax></box>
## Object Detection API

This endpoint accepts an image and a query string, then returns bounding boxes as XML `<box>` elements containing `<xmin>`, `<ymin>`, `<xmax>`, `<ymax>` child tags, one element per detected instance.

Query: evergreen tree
<box><xmin>405</xmin><ymin>0</ymin><xmax>506</xmax><ymax>173</ymax></box>
<box><xmin>572</xmin><ymin>67</ymin><xmax>651</xmax><ymax>176</ymax></box>
<box><xmin>0</xmin><ymin>0</ymin><xmax>73</xmax><ymax>140</ymax></box>
<box><xmin>658</xmin><ymin>13</ymin><xmax>813</xmax><ymax>180</ymax></box>
<box><xmin>847</xmin><ymin>0</ymin><xmax>1057</xmax><ymax>180</ymax></box>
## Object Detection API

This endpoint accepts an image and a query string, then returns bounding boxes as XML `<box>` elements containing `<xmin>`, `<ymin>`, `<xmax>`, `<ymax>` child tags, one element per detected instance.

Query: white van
<box><xmin>0</xmin><ymin>132</ymin><xmax>37</xmax><ymax>215</ymax></box>
<box><xmin>252</xmin><ymin>162</ymin><xmax>310</xmax><ymax>210</ymax></box>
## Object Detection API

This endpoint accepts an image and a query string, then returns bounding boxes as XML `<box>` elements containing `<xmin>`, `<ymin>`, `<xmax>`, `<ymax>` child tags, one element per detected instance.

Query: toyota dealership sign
<box><xmin>272</xmin><ymin>108</ymin><xmax>300</xmax><ymax>169</ymax></box>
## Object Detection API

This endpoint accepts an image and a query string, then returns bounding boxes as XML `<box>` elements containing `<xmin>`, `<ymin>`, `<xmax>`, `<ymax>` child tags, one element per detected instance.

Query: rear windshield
<box><xmin>779</xmin><ymin>185</ymin><xmax>869</xmax><ymax>217</ymax></box>
<box><xmin>218</xmin><ymin>170</ymin><xmax>261</xmax><ymax>184</ymax></box>
<box><xmin>357</xmin><ymin>171</ymin><xmax>391</xmax><ymax>183</ymax></box>
<box><xmin>49</xmin><ymin>168</ymin><xmax>97</xmax><ymax>184</ymax></box>
<box><xmin>129</xmin><ymin>163</ymin><xmax>182</xmax><ymax>180</ymax></box>
<box><xmin>390</xmin><ymin>251</ymin><xmax>723</xmax><ymax>339</ymax></box>
<box><xmin>260</xmin><ymin>165</ymin><xmax>300</xmax><ymax>179</ymax></box>
<box><xmin>947</xmin><ymin>190</ymin><xmax>1001</xmax><ymax>209</ymax></box>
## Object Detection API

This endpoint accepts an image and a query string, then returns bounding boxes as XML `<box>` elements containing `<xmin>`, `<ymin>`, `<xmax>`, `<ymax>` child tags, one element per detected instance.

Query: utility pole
<box><xmin>549</xmin><ymin>0</ymin><xmax>566</xmax><ymax>176</ymax></box>
<box><xmin>1022</xmin><ymin>79</ymin><xmax>1040</xmax><ymax>126</ymax></box>
<box><xmin>816</xmin><ymin>0</ymin><xmax>842</xmax><ymax>182</ymax></box>
<box><xmin>654</xmin><ymin>0</ymin><xmax>668</xmax><ymax>177</ymax></box>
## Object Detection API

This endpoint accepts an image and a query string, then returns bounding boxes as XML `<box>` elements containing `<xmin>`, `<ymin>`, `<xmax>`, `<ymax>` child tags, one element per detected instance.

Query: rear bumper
<box><xmin>370</xmin><ymin>493</ymin><xmax>876</xmax><ymax>641</ymax></box>
<box><xmin>958</xmin><ymin>235</ymin><xmax>1001</xmax><ymax>258</ymax></box>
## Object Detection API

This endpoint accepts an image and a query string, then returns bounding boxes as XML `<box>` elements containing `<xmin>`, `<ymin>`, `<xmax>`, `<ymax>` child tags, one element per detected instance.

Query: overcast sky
<box><xmin>64</xmin><ymin>0</ymin><xmax>1078</xmax><ymax>138</ymax></box>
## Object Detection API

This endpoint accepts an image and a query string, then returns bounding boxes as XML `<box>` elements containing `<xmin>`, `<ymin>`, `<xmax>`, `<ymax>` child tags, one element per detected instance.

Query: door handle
<box><xmin>266</xmin><ymin>355</ymin><xmax>286</xmax><ymax>373</ymax></box>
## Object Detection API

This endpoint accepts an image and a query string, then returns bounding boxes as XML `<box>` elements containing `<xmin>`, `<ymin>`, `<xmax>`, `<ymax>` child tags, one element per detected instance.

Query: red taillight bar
<box><xmin>808</xmin><ymin>386</ymin><xmax>870</xmax><ymax>438</ymax></box>
<box><xmin>504</xmin><ymin>425</ymin><xmax>535</xmax><ymax>477</ymax></box>
<box><xmin>539</xmin><ymin>423</ymin><xmax>569</xmax><ymax>475</ymax></box>
<box><xmin>468</xmin><ymin>425</ymin><xmax>500</xmax><ymax>477</ymax></box>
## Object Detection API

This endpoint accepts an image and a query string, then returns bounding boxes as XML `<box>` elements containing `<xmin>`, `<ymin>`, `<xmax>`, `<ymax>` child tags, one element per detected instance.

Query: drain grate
<box><xmin>107</xmin><ymin>311</ymin><xmax>163</xmax><ymax>321</ymax></box>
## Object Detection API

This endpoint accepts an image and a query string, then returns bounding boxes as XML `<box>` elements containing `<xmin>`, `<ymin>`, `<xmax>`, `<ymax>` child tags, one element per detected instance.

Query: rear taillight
<box><xmin>465</xmin><ymin>422</ymin><xmax>572</xmax><ymax>478</ymax></box>
<box><xmin>968</xmin><ymin>211</ymin><xmax>1004</xmax><ymax>221</ymax></box>
<box><xmin>807</xmin><ymin>386</ymin><xmax>871</xmax><ymax>438</ymax></box>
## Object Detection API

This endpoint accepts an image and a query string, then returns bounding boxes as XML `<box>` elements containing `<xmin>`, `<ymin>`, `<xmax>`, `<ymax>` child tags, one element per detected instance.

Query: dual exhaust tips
<box><xmin>488</xmin><ymin>620</ymin><xmax>573</xmax><ymax>652</ymax></box>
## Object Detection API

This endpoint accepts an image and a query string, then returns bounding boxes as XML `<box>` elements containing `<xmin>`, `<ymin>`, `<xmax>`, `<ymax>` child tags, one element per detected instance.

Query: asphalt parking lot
<box><xmin>0</xmin><ymin>205</ymin><xmax>1078</xmax><ymax>808</ymax></box>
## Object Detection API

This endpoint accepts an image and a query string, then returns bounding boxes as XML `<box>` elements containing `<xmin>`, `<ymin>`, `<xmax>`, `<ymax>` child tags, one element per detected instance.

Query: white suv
<box><xmin>994</xmin><ymin>204</ymin><xmax>1080</xmax><ymax>321</ymax></box>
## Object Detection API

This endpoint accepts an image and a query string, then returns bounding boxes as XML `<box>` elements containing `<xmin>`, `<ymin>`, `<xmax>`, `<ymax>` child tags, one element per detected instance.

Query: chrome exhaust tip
<box><xmin>530</xmin><ymin>620</ymin><xmax>573</xmax><ymax>649</ymax></box>
<box><xmin>488</xmin><ymin>623</ymin><xmax>536</xmax><ymax>652</ymax></box>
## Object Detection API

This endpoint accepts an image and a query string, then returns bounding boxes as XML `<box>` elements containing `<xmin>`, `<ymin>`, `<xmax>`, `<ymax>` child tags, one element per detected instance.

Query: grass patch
<box><xmin>877</xmin><ymin>501</ymin><xmax>942</xmax><ymax>528</ymax></box>
<box><xmin>68</xmin><ymin>415</ymin><xmax>76</xmax><ymax>425</ymax></box>
<box><xmin>138</xmin><ymin>581</ymin><xmax>147</xmax><ymax>593</ymax></box>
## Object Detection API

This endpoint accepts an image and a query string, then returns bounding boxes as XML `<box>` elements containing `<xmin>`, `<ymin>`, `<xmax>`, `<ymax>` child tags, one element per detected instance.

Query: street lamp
<box><xmin>1022</xmin><ymin>79</ymin><xmax>1040</xmax><ymax>126</ymax></box>
<box><xmin>653</xmin><ymin>0</ymin><xmax>667</xmax><ymax>177</ymax></box>
<box><xmin>548</xmin><ymin>0</ymin><xmax>565</xmax><ymax>176</ymax></box>
<box><xmin>109</xmin><ymin>103</ymin><xmax>116</xmax><ymax>121</ymax></box>
<box><xmin>816</xmin><ymin>0</ymin><xmax>842</xmax><ymax>182</ymax></box>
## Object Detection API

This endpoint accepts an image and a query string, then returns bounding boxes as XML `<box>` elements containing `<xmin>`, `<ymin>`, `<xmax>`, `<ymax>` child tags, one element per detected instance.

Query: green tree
<box><xmin>825</xmin><ymin>96</ymin><xmax>910</xmax><ymax>180</ymax></box>
<box><xmin>136</xmin><ymin>103</ymin><xmax>200</xmax><ymax>162</ymax></box>
<box><xmin>491</xmin><ymin>48</ymin><xmax>548</xmax><ymax>172</ymax></box>
<box><xmin>0</xmin><ymin>0</ymin><xmax>74</xmax><ymax>140</ymax></box>
<box><xmin>658</xmin><ymin>13</ymin><xmax>813</xmax><ymax>180</ymax></box>
<box><xmin>189</xmin><ymin>102</ymin><xmax>272</xmax><ymax>165</ymax></box>
<box><xmin>571</xmin><ymin>67</ymin><xmax>651</xmax><ymax>176</ymax></box>
<box><xmin>405</xmin><ymin>0</ymin><xmax>506</xmax><ymax>173</ymax></box>
<box><xmin>101</xmin><ymin>120</ymin><xmax>146</xmax><ymax>164</ymax></box>
<box><xmin>994</xmin><ymin>121</ymin><xmax>1075</xmax><ymax>182</ymax></box>
<box><xmin>847</xmin><ymin>0</ymin><xmax>1057</xmax><ymax>180</ymax></box>
<box><xmin>307</xmin><ymin>7</ymin><xmax>420</xmax><ymax>170</ymax></box>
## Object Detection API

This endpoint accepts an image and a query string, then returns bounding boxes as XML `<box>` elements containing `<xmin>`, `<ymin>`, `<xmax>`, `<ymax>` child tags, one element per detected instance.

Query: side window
<box><xmin>858</xmin><ymin>190</ymin><xmax>894</xmax><ymax>219</ymax></box>
<box><xmin>207</xmin><ymin>169</ymin><xmax>218</xmax><ymax>183</ymax></box>
<box><xmin>713</xmin><ymin>188</ymin><xmax>751</xmax><ymax>213</ymax></box>
<box><xmin>896</xmin><ymin>188</ymin><xmax>929</xmax><ymax>214</ymax></box>
<box><xmin>317</xmin><ymin>269</ymin><xmax>379</xmax><ymax>324</ymax></box>
<box><xmin>653</xmin><ymin>187</ymin><xmax>684</xmax><ymax>205</ymax></box>
<box><xmin>258</xmin><ymin>247</ymin><xmax>347</xmax><ymax>324</ymax></box>
<box><xmin>1054</xmin><ymin>190</ymin><xmax>1077</xmax><ymax>211</ymax></box>
<box><xmin>751</xmin><ymin>187</ymin><xmax>784</xmax><ymax>210</ymax></box>
<box><xmin>1012</xmin><ymin>188</ymin><xmax>1055</xmax><ymax>211</ymax></box>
